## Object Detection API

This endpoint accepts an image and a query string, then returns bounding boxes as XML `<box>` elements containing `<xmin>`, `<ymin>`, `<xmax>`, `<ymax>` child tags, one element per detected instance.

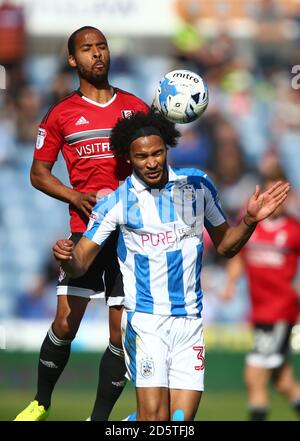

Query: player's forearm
<box><xmin>54</xmin><ymin>237</ymin><xmax>100</xmax><ymax>279</ymax></box>
<box><xmin>217</xmin><ymin>216</ymin><xmax>257</xmax><ymax>258</ymax></box>
<box><xmin>30</xmin><ymin>167</ymin><xmax>79</xmax><ymax>205</ymax></box>
<box><xmin>227</xmin><ymin>254</ymin><xmax>244</xmax><ymax>281</ymax></box>
<box><xmin>61</xmin><ymin>255</ymin><xmax>87</xmax><ymax>278</ymax></box>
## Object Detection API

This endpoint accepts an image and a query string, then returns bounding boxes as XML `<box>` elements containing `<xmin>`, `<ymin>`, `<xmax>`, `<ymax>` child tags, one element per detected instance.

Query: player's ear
<box><xmin>68</xmin><ymin>55</ymin><xmax>77</xmax><ymax>68</ymax></box>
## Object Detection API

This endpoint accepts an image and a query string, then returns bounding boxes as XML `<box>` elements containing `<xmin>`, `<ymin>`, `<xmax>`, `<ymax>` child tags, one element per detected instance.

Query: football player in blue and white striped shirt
<box><xmin>53</xmin><ymin>110</ymin><xmax>290</xmax><ymax>421</ymax></box>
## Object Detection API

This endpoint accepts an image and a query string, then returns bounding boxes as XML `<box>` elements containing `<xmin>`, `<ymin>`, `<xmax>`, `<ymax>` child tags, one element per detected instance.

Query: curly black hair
<box><xmin>110</xmin><ymin>110</ymin><xmax>181</xmax><ymax>157</ymax></box>
<box><xmin>68</xmin><ymin>26</ymin><xmax>104</xmax><ymax>55</ymax></box>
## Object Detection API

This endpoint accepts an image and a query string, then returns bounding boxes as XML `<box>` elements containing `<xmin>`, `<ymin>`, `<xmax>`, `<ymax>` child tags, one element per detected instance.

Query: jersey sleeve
<box><xmin>33</xmin><ymin>107</ymin><xmax>64</xmax><ymax>162</ymax></box>
<box><xmin>132</xmin><ymin>96</ymin><xmax>150</xmax><ymax>113</ymax></box>
<box><xmin>202</xmin><ymin>174</ymin><xmax>227</xmax><ymax>229</ymax></box>
<box><xmin>83</xmin><ymin>192</ymin><xmax>120</xmax><ymax>246</ymax></box>
<box><xmin>137</xmin><ymin>100</ymin><xmax>150</xmax><ymax>113</ymax></box>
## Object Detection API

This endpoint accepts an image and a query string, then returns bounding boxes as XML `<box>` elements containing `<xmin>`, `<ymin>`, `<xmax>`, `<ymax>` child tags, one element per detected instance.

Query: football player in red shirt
<box><xmin>14</xmin><ymin>26</ymin><xmax>149</xmax><ymax>421</ymax></box>
<box><xmin>222</xmin><ymin>167</ymin><xmax>300</xmax><ymax>421</ymax></box>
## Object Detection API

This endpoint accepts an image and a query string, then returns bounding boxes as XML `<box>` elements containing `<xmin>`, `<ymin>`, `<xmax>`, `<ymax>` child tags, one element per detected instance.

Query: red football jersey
<box><xmin>242</xmin><ymin>216</ymin><xmax>300</xmax><ymax>324</ymax></box>
<box><xmin>34</xmin><ymin>89</ymin><xmax>149</xmax><ymax>232</ymax></box>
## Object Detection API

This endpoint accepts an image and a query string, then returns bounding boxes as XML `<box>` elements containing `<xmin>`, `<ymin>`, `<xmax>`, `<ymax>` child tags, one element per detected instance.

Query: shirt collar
<box><xmin>130</xmin><ymin>166</ymin><xmax>179</xmax><ymax>193</ymax></box>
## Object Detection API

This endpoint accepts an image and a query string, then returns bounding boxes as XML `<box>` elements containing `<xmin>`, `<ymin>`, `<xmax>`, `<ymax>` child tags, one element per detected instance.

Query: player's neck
<box><xmin>79</xmin><ymin>82</ymin><xmax>114</xmax><ymax>104</ymax></box>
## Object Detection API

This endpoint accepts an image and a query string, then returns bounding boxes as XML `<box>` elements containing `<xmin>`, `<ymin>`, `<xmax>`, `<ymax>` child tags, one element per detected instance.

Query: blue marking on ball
<box><xmin>159</xmin><ymin>78</ymin><xmax>178</xmax><ymax>113</ymax></box>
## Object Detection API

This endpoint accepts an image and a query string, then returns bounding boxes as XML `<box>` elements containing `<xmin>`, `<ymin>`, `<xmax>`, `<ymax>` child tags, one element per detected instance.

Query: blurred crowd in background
<box><xmin>0</xmin><ymin>0</ymin><xmax>300</xmax><ymax>327</ymax></box>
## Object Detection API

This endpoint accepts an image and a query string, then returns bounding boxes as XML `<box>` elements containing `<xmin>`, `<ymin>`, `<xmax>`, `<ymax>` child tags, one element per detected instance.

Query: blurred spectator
<box><xmin>258</xmin><ymin>148</ymin><xmax>300</xmax><ymax>220</ymax></box>
<box><xmin>15</xmin><ymin>259</ymin><xmax>59</xmax><ymax>319</ymax></box>
<box><xmin>0</xmin><ymin>115</ymin><xmax>16</xmax><ymax>164</ymax></box>
<box><xmin>201</xmin><ymin>263</ymin><xmax>250</xmax><ymax>325</ymax></box>
<box><xmin>220</xmin><ymin>56</ymin><xmax>271</xmax><ymax>165</ymax></box>
<box><xmin>211</xmin><ymin>120</ymin><xmax>258</xmax><ymax>221</ymax></box>
<box><xmin>221</xmin><ymin>165</ymin><xmax>300</xmax><ymax>421</ymax></box>
<box><xmin>172</xmin><ymin>8</ymin><xmax>205</xmax><ymax>72</ymax></box>
<box><xmin>272</xmin><ymin>86</ymin><xmax>300</xmax><ymax>191</ymax></box>
<box><xmin>253</xmin><ymin>0</ymin><xmax>290</xmax><ymax>74</ymax></box>
<box><xmin>0</xmin><ymin>1</ymin><xmax>25</xmax><ymax>89</ymax></box>
<box><xmin>168</xmin><ymin>121</ymin><xmax>211</xmax><ymax>169</ymax></box>
<box><xmin>47</xmin><ymin>67</ymin><xmax>74</xmax><ymax>106</ymax></box>
<box><xmin>174</xmin><ymin>25</ymin><xmax>237</xmax><ymax>79</ymax></box>
<box><xmin>0</xmin><ymin>93</ymin><xmax>17</xmax><ymax>165</ymax></box>
<box><xmin>15</xmin><ymin>85</ymin><xmax>42</xmax><ymax>146</ymax></box>
<box><xmin>15</xmin><ymin>280</ymin><xmax>53</xmax><ymax>319</ymax></box>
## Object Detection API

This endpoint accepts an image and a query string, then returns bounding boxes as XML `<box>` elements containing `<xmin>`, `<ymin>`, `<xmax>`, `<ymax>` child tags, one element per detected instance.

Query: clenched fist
<box><xmin>53</xmin><ymin>239</ymin><xmax>74</xmax><ymax>261</ymax></box>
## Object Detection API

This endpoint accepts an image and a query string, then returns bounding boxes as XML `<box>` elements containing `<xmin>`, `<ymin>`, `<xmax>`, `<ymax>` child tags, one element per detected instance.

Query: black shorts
<box><xmin>57</xmin><ymin>231</ymin><xmax>124</xmax><ymax>306</ymax></box>
<box><xmin>246</xmin><ymin>322</ymin><xmax>293</xmax><ymax>369</ymax></box>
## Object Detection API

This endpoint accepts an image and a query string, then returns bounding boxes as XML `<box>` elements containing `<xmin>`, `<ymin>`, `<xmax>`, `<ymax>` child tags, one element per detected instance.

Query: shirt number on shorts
<box><xmin>193</xmin><ymin>345</ymin><xmax>205</xmax><ymax>371</ymax></box>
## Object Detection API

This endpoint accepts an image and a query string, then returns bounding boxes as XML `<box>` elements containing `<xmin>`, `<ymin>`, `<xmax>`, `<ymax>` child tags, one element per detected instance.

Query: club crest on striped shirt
<box><xmin>87</xmin><ymin>211</ymin><xmax>98</xmax><ymax>230</ymax></box>
<box><xmin>181</xmin><ymin>184</ymin><xmax>196</xmax><ymax>202</ymax></box>
<box><xmin>140</xmin><ymin>358</ymin><xmax>155</xmax><ymax>378</ymax></box>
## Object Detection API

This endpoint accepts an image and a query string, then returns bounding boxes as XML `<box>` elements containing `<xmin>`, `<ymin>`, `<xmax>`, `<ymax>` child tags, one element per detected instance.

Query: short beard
<box><xmin>77</xmin><ymin>63</ymin><xmax>109</xmax><ymax>87</ymax></box>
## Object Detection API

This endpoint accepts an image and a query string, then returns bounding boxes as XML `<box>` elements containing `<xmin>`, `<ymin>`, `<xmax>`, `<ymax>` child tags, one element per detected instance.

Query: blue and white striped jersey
<box><xmin>84</xmin><ymin>166</ymin><xmax>226</xmax><ymax>317</ymax></box>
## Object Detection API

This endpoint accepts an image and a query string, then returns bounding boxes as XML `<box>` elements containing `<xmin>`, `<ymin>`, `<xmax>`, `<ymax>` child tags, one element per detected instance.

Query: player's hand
<box><xmin>244</xmin><ymin>181</ymin><xmax>290</xmax><ymax>226</ymax></box>
<box><xmin>53</xmin><ymin>239</ymin><xmax>74</xmax><ymax>261</ymax></box>
<box><xmin>72</xmin><ymin>192</ymin><xmax>97</xmax><ymax>217</ymax></box>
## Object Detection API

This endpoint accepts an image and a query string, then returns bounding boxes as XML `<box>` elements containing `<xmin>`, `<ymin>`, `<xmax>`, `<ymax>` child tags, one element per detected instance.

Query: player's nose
<box><xmin>92</xmin><ymin>47</ymin><xmax>102</xmax><ymax>58</ymax></box>
<box><xmin>146</xmin><ymin>159</ymin><xmax>158</xmax><ymax>169</ymax></box>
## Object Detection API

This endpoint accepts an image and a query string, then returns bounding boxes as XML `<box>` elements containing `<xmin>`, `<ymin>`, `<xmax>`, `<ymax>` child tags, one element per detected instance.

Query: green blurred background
<box><xmin>1</xmin><ymin>349</ymin><xmax>300</xmax><ymax>421</ymax></box>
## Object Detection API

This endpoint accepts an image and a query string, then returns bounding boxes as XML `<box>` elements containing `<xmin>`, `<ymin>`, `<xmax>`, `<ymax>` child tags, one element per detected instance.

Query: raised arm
<box><xmin>30</xmin><ymin>159</ymin><xmax>97</xmax><ymax>217</ymax></box>
<box><xmin>208</xmin><ymin>181</ymin><xmax>290</xmax><ymax>258</ymax></box>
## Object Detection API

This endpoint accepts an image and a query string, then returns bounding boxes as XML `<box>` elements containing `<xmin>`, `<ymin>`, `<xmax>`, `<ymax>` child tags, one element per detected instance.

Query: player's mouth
<box><xmin>146</xmin><ymin>170</ymin><xmax>161</xmax><ymax>180</ymax></box>
<box><xmin>93</xmin><ymin>61</ymin><xmax>105</xmax><ymax>70</ymax></box>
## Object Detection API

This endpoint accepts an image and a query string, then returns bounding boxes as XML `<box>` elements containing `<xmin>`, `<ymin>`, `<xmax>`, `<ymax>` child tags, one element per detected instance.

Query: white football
<box><xmin>153</xmin><ymin>69</ymin><xmax>209</xmax><ymax>124</ymax></box>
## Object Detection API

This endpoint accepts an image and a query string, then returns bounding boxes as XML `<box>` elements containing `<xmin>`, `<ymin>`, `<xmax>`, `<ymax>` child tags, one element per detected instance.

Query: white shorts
<box><xmin>121</xmin><ymin>311</ymin><xmax>205</xmax><ymax>390</ymax></box>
